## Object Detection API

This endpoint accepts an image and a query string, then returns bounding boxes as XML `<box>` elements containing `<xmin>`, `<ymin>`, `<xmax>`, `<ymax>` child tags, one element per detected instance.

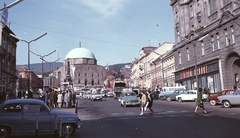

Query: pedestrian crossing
<box><xmin>79</xmin><ymin>109</ymin><xmax>240</xmax><ymax>120</ymax></box>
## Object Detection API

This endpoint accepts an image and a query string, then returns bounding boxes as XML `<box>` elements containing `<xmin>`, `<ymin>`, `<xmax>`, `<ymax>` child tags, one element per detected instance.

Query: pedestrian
<box><xmin>140</xmin><ymin>90</ymin><xmax>147</xmax><ymax>115</ymax></box>
<box><xmin>64</xmin><ymin>91</ymin><xmax>69</xmax><ymax>108</ymax></box>
<box><xmin>61</xmin><ymin>91</ymin><xmax>65</xmax><ymax>108</ymax></box>
<box><xmin>44</xmin><ymin>91</ymin><xmax>49</xmax><ymax>106</ymax></box>
<box><xmin>57</xmin><ymin>92</ymin><xmax>63</xmax><ymax>108</ymax></box>
<box><xmin>146</xmin><ymin>90</ymin><xmax>154</xmax><ymax>114</ymax></box>
<box><xmin>49</xmin><ymin>91</ymin><xmax>55</xmax><ymax>109</ymax></box>
<box><xmin>194</xmin><ymin>88</ymin><xmax>208</xmax><ymax>114</ymax></box>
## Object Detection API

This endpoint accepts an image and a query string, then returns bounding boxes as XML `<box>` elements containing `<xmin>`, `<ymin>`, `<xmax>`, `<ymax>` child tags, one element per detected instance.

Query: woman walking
<box><xmin>140</xmin><ymin>91</ymin><xmax>147</xmax><ymax>115</ymax></box>
<box><xmin>194</xmin><ymin>88</ymin><xmax>208</xmax><ymax>114</ymax></box>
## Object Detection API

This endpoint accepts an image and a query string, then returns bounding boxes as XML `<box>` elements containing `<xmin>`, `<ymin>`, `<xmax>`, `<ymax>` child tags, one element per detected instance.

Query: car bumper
<box><xmin>125</xmin><ymin>101</ymin><xmax>140</xmax><ymax>105</ymax></box>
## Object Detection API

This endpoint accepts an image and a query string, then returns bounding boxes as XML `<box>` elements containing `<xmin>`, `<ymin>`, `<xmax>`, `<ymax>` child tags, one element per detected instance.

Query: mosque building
<box><xmin>45</xmin><ymin>47</ymin><xmax>107</xmax><ymax>91</ymax></box>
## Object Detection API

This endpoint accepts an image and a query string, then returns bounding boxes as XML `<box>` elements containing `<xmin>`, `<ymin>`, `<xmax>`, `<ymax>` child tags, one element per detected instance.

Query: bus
<box><xmin>162</xmin><ymin>86</ymin><xmax>186</xmax><ymax>93</ymax></box>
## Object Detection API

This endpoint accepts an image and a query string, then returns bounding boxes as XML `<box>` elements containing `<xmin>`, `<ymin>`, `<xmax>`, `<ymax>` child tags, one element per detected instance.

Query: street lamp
<box><xmin>177</xmin><ymin>33</ymin><xmax>210</xmax><ymax>90</ymax></box>
<box><xmin>150</xmin><ymin>50</ymin><xmax>164</xmax><ymax>87</ymax></box>
<box><xmin>30</xmin><ymin>49</ymin><xmax>56</xmax><ymax>90</ymax></box>
<box><xmin>42</xmin><ymin>58</ymin><xmax>61</xmax><ymax>87</ymax></box>
<box><xmin>10</xmin><ymin>32</ymin><xmax>47</xmax><ymax>96</ymax></box>
<box><xmin>0</xmin><ymin>0</ymin><xmax>23</xmax><ymax>11</ymax></box>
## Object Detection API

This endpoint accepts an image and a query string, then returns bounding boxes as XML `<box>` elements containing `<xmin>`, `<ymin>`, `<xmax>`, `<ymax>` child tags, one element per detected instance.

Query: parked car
<box><xmin>164</xmin><ymin>89</ymin><xmax>186</xmax><ymax>101</ymax></box>
<box><xmin>0</xmin><ymin>99</ymin><xmax>82</xmax><ymax>138</ymax></box>
<box><xmin>90</xmin><ymin>93</ymin><xmax>102</xmax><ymax>101</ymax></box>
<box><xmin>159</xmin><ymin>91</ymin><xmax>172</xmax><ymax>100</ymax></box>
<box><xmin>176</xmin><ymin>90</ymin><xmax>208</xmax><ymax>102</ymax></box>
<box><xmin>119</xmin><ymin>91</ymin><xmax>140</xmax><ymax>107</ymax></box>
<box><xmin>218</xmin><ymin>89</ymin><xmax>240</xmax><ymax>108</ymax></box>
<box><xmin>208</xmin><ymin>89</ymin><xmax>235</xmax><ymax>106</ymax></box>
<box><xmin>106</xmin><ymin>92</ymin><xmax>114</xmax><ymax>98</ymax></box>
<box><xmin>85</xmin><ymin>92</ymin><xmax>92</xmax><ymax>100</ymax></box>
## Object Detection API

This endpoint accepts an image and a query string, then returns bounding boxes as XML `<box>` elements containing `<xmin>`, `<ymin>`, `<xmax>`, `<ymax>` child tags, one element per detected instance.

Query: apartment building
<box><xmin>170</xmin><ymin>0</ymin><xmax>240</xmax><ymax>93</ymax></box>
<box><xmin>0</xmin><ymin>22</ymin><xmax>18</xmax><ymax>97</ymax></box>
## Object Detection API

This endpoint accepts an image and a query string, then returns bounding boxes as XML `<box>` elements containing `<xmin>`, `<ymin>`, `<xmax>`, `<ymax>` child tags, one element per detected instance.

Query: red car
<box><xmin>208</xmin><ymin>89</ymin><xmax>235</xmax><ymax>105</ymax></box>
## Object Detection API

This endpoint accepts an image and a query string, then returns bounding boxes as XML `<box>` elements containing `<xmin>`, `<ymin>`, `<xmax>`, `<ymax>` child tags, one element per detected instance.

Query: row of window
<box><xmin>2</xmin><ymin>34</ymin><xmax>16</xmax><ymax>56</ymax></box>
<box><xmin>77</xmin><ymin>79</ymin><xmax>101</xmax><ymax>86</ymax></box>
<box><xmin>77</xmin><ymin>73</ymin><xmax>100</xmax><ymax>77</ymax></box>
<box><xmin>175</xmin><ymin>0</ymin><xmax>232</xmax><ymax>22</ymax></box>
<box><xmin>178</xmin><ymin>25</ymin><xmax>235</xmax><ymax>65</ymax></box>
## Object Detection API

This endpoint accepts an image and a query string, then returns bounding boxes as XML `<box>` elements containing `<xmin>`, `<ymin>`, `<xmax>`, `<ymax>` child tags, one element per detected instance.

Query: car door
<box><xmin>22</xmin><ymin>104</ymin><xmax>54</xmax><ymax>133</ymax></box>
<box><xmin>232</xmin><ymin>91</ymin><xmax>240</xmax><ymax>104</ymax></box>
<box><xmin>0</xmin><ymin>103</ymin><xmax>22</xmax><ymax>132</ymax></box>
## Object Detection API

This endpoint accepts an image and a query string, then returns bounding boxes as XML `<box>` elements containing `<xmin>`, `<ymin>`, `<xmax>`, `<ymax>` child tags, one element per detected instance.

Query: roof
<box><xmin>65</xmin><ymin>47</ymin><xmax>96</xmax><ymax>59</ymax></box>
<box><xmin>2</xmin><ymin>98</ymin><xmax>44</xmax><ymax>105</ymax></box>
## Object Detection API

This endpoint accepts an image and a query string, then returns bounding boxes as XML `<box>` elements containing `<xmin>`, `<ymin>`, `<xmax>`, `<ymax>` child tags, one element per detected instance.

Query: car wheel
<box><xmin>0</xmin><ymin>126</ymin><xmax>10</xmax><ymax>138</ymax></box>
<box><xmin>223</xmin><ymin>100</ymin><xmax>231</xmax><ymax>108</ymax></box>
<box><xmin>62</xmin><ymin>124</ymin><xmax>76</xmax><ymax>136</ymax></box>
<box><xmin>210</xmin><ymin>100</ymin><xmax>216</xmax><ymax>106</ymax></box>
<box><xmin>160</xmin><ymin>96</ymin><xmax>164</xmax><ymax>100</ymax></box>
<box><xmin>178</xmin><ymin>97</ymin><xmax>182</xmax><ymax>102</ymax></box>
<box><xmin>166</xmin><ymin>97</ymin><xmax>171</xmax><ymax>102</ymax></box>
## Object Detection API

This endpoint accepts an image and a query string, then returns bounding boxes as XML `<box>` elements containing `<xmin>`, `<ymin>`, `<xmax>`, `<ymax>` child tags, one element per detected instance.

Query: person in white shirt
<box><xmin>57</xmin><ymin>92</ymin><xmax>63</xmax><ymax>108</ymax></box>
<box><xmin>64</xmin><ymin>91</ymin><xmax>69</xmax><ymax>108</ymax></box>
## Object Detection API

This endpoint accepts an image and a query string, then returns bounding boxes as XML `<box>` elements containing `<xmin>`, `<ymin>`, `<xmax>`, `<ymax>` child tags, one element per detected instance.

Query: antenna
<box><xmin>79</xmin><ymin>41</ymin><xmax>81</xmax><ymax>47</ymax></box>
<box><xmin>148</xmin><ymin>40</ymin><xmax>150</xmax><ymax>46</ymax></box>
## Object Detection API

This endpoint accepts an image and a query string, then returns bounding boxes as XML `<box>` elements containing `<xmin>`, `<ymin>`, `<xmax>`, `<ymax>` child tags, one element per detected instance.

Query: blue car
<box><xmin>164</xmin><ymin>89</ymin><xmax>186</xmax><ymax>101</ymax></box>
<box><xmin>0</xmin><ymin>99</ymin><xmax>82</xmax><ymax>138</ymax></box>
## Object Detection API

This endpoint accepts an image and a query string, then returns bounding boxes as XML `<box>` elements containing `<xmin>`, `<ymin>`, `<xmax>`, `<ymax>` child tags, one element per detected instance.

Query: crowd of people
<box><xmin>39</xmin><ymin>90</ymin><xmax>76</xmax><ymax>109</ymax></box>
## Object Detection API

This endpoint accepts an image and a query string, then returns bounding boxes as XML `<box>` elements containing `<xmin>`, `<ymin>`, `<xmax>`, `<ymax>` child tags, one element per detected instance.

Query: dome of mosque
<box><xmin>65</xmin><ymin>47</ymin><xmax>96</xmax><ymax>59</ymax></box>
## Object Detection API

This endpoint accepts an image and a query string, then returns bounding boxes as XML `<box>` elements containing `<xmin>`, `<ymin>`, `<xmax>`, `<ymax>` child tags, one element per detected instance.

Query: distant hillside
<box><xmin>17</xmin><ymin>62</ymin><xmax>63</xmax><ymax>75</ymax></box>
<box><xmin>108</xmin><ymin>63</ymin><xmax>131</xmax><ymax>72</ymax></box>
<box><xmin>17</xmin><ymin>62</ymin><xmax>131</xmax><ymax>75</ymax></box>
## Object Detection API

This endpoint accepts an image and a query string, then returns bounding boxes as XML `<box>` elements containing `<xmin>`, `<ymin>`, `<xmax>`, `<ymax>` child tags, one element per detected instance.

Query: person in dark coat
<box><xmin>194</xmin><ymin>88</ymin><xmax>207</xmax><ymax>114</ymax></box>
<box><xmin>146</xmin><ymin>90</ymin><xmax>154</xmax><ymax>114</ymax></box>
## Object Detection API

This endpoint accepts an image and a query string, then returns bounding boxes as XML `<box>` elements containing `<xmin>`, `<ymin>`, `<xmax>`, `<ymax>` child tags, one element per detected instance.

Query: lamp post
<box><xmin>0</xmin><ymin>0</ymin><xmax>23</xmax><ymax>11</ymax></box>
<box><xmin>10</xmin><ymin>32</ymin><xmax>47</xmax><ymax>96</ymax></box>
<box><xmin>150</xmin><ymin>50</ymin><xmax>164</xmax><ymax>87</ymax></box>
<box><xmin>41</xmin><ymin>57</ymin><xmax>61</xmax><ymax>88</ymax></box>
<box><xmin>177</xmin><ymin>33</ymin><xmax>210</xmax><ymax>90</ymax></box>
<box><xmin>30</xmin><ymin>50</ymin><xmax>56</xmax><ymax>90</ymax></box>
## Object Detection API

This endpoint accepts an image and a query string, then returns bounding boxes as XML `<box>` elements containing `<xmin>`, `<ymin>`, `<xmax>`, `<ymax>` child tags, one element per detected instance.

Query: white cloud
<box><xmin>81</xmin><ymin>0</ymin><xmax>128</xmax><ymax>18</ymax></box>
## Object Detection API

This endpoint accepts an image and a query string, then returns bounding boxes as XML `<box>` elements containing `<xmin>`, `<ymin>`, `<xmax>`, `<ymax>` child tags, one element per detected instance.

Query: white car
<box><xmin>90</xmin><ymin>93</ymin><xmax>102</xmax><ymax>101</ymax></box>
<box><xmin>176</xmin><ymin>90</ymin><xmax>208</xmax><ymax>102</ymax></box>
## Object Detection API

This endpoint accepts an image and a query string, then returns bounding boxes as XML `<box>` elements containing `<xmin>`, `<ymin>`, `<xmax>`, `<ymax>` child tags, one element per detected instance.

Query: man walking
<box><xmin>146</xmin><ymin>90</ymin><xmax>154</xmax><ymax>114</ymax></box>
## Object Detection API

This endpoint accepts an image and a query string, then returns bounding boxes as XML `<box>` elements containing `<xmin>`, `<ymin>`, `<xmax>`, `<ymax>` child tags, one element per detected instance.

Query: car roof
<box><xmin>122</xmin><ymin>91</ymin><xmax>134</xmax><ymax>93</ymax></box>
<box><xmin>3</xmin><ymin>98</ymin><xmax>45</xmax><ymax>105</ymax></box>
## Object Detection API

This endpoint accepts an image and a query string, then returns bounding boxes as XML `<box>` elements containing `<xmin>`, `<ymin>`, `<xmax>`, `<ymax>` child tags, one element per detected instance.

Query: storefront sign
<box><xmin>180</xmin><ymin>66</ymin><xmax>208</xmax><ymax>79</ymax></box>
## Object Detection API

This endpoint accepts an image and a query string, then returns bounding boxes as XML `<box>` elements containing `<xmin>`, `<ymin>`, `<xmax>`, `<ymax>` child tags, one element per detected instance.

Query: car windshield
<box><xmin>125</xmin><ymin>93</ymin><xmax>136</xmax><ymax>96</ymax></box>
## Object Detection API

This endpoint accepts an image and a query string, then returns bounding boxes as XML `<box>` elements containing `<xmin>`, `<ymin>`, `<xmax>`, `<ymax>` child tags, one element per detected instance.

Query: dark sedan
<box><xmin>0</xmin><ymin>99</ymin><xmax>82</xmax><ymax>138</ymax></box>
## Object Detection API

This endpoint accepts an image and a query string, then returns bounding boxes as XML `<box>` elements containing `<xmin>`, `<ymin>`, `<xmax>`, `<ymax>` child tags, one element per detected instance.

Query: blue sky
<box><xmin>2</xmin><ymin>0</ymin><xmax>174</xmax><ymax>66</ymax></box>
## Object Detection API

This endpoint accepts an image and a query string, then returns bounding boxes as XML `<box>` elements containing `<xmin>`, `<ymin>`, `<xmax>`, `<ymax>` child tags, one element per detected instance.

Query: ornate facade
<box><xmin>171</xmin><ymin>0</ymin><xmax>240</xmax><ymax>93</ymax></box>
